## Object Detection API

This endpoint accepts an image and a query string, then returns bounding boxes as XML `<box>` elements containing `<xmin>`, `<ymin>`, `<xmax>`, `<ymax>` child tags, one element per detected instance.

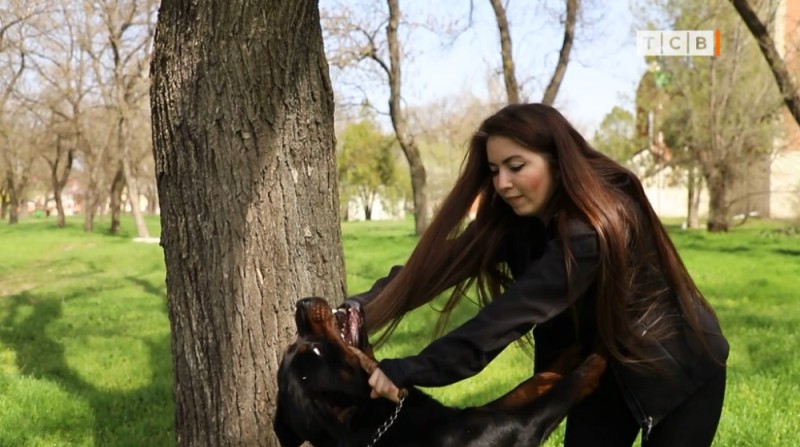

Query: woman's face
<box><xmin>486</xmin><ymin>136</ymin><xmax>557</xmax><ymax>218</ymax></box>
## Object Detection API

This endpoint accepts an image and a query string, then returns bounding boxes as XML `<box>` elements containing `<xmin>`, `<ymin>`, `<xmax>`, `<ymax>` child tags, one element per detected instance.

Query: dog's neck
<box><xmin>343</xmin><ymin>389</ymin><xmax>459</xmax><ymax>447</ymax></box>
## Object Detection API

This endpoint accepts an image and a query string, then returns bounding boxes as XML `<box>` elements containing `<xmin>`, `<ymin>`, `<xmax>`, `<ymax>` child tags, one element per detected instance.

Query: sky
<box><xmin>322</xmin><ymin>0</ymin><xmax>648</xmax><ymax>137</ymax></box>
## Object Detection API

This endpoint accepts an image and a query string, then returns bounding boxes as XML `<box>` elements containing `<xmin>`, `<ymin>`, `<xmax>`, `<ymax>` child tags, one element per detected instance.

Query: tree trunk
<box><xmin>385</xmin><ymin>0</ymin><xmax>429</xmax><ymax>235</ymax></box>
<box><xmin>0</xmin><ymin>181</ymin><xmax>7</xmax><ymax>219</ymax></box>
<box><xmin>364</xmin><ymin>194</ymin><xmax>373</xmax><ymax>220</ymax></box>
<box><xmin>146</xmin><ymin>183</ymin><xmax>159</xmax><ymax>214</ymax></box>
<box><xmin>123</xmin><ymin>163</ymin><xmax>151</xmax><ymax>236</ymax></box>
<box><xmin>705</xmin><ymin>169</ymin><xmax>730</xmax><ymax>232</ymax></box>
<box><xmin>83</xmin><ymin>156</ymin><xmax>106</xmax><ymax>232</ymax></box>
<box><xmin>109</xmin><ymin>163</ymin><xmax>125</xmax><ymax>235</ymax></box>
<box><xmin>54</xmin><ymin>191</ymin><xmax>66</xmax><ymax>227</ymax></box>
<box><xmin>686</xmin><ymin>161</ymin><xmax>702</xmax><ymax>229</ymax></box>
<box><xmin>5</xmin><ymin>174</ymin><xmax>19</xmax><ymax>224</ymax></box>
<box><xmin>49</xmin><ymin>138</ymin><xmax>74</xmax><ymax>229</ymax></box>
<box><xmin>489</xmin><ymin>0</ymin><xmax>520</xmax><ymax>104</ymax></box>
<box><xmin>151</xmin><ymin>1</ymin><xmax>345</xmax><ymax>446</ymax></box>
<box><xmin>8</xmin><ymin>201</ymin><xmax>18</xmax><ymax>224</ymax></box>
<box><xmin>118</xmin><ymin>117</ymin><xmax>150</xmax><ymax>238</ymax></box>
<box><xmin>83</xmin><ymin>181</ymin><xmax>99</xmax><ymax>232</ymax></box>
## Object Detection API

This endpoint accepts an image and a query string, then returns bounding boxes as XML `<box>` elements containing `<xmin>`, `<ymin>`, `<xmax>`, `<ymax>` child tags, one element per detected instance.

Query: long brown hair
<box><xmin>364</xmin><ymin>103</ymin><xmax>716</xmax><ymax>366</ymax></box>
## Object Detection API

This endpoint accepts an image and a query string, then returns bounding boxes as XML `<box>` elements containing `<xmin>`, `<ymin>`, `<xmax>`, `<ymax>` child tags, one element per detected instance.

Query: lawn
<box><xmin>1</xmin><ymin>215</ymin><xmax>798</xmax><ymax>446</ymax></box>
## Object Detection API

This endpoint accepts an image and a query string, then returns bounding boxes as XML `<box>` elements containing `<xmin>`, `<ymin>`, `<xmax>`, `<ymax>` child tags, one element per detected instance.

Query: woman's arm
<box><xmin>378</xmin><ymin>220</ymin><xmax>600</xmax><ymax>388</ymax></box>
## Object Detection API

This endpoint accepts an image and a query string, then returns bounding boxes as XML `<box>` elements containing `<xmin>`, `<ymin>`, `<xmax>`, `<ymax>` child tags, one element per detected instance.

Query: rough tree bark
<box><xmin>151</xmin><ymin>1</ymin><xmax>345</xmax><ymax>446</ymax></box>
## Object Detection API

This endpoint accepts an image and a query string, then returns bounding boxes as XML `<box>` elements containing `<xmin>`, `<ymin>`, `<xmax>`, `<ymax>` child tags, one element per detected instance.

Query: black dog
<box><xmin>274</xmin><ymin>297</ymin><xmax>606</xmax><ymax>446</ymax></box>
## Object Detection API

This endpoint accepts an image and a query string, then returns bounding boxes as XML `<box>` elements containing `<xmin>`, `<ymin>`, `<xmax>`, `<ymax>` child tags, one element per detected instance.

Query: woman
<box><xmin>346</xmin><ymin>103</ymin><xmax>728</xmax><ymax>446</ymax></box>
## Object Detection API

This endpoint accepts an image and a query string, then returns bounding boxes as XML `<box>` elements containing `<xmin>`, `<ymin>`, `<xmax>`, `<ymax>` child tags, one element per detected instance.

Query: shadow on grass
<box><xmin>680</xmin><ymin>241</ymin><xmax>753</xmax><ymax>254</ymax></box>
<box><xmin>773</xmin><ymin>248</ymin><xmax>800</xmax><ymax>257</ymax></box>
<box><xmin>0</xmin><ymin>285</ymin><xmax>174</xmax><ymax>447</ymax></box>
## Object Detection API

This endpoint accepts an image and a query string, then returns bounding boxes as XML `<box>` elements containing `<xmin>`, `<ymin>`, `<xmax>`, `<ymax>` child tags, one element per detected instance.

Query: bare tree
<box><xmin>730</xmin><ymin>0</ymin><xmax>800</xmax><ymax>127</ymax></box>
<box><xmin>47</xmin><ymin>133</ymin><xmax>74</xmax><ymax>227</ymax></box>
<box><xmin>384</xmin><ymin>0</ymin><xmax>429</xmax><ymax>234</ymax></box>
<box><xmin>28</xmin><ymin>1</ymin><xmax>113</xmax><ymax>231</ymax></box>
<box><xmin>489</xmin><ymin>0</ymin><xmax>579</xmax><ymax>105</ymax></box>
<box><xmin>86</xmin><ymin>0</ymin><xmax>157</xmax><ymax>237</ymax></box>
<box><xmin>0</xmin><ymin>1</ymin><xmax>46</xmax><ymax>223</ymax></box>
<box><xmin>26</xmin><ymin>104</ymin><xmax>75</xmax><ymax>228</ymax></box>
<box><xmin>323</xmin><ymin>0</ymin><xmax>430</xmax><ymax>234</ymax></box>
<box><xmin>1</xmin><ymin>117</ymin><xmax>37</xmax><ymax>223</ymax></box>
<box><xmin>151</xmin><ymin>1</ymin><xmax>345</xmax><ymax>445</ymax></box>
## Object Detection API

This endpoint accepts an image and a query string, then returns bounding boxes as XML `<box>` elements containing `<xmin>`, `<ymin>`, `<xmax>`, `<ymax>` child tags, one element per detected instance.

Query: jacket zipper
<box><xmin>612</xmin><ymin>364</ymin><xmax>654</xmax><ymax>440</ymax></box>
<box><xmin>642</xmin><ymin>416</ymin><xmax>654</xmax><ymax>440</ymax></box>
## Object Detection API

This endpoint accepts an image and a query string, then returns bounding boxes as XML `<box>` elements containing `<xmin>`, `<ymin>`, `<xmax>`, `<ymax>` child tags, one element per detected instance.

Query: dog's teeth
<box><xmin>312</xmin><ymin>347</ymin><xmax>321</xmax><ymax>356</ymax></box>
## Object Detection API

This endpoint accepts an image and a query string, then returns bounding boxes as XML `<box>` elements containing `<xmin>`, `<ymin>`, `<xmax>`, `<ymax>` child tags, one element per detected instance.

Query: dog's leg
<box><xmin>517</xmin><ymin>353</ymin><xmax>608</xmax><ymax>445</ymax></box>
<box><xmin>486</xmin><ymin>344</ymin><xmax>586</xmax><ymax>412</ymax></box>
<box><xmin>486</xmin><ymin>371</ymin><xmax>563</xmax><ymax>412</ymax></box>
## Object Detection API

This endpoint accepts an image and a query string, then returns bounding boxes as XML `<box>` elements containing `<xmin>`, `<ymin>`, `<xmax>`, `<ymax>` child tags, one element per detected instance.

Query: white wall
<box><xmin>770</xmin><ymin>150</ymin><xmax>800</xmax><ymax>219</ymax></box>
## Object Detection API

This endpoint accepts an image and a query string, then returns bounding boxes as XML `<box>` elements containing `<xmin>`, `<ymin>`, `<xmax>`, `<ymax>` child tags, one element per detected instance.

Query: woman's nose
<box><xmin>494</xmin><ymin>170</ymin><xmax>512</xmax><ymax>190</ymax></box>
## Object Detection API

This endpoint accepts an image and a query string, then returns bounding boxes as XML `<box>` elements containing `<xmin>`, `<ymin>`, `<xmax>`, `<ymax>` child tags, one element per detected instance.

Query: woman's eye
<box><xmin>489</xmin><ymin>169</ymin><xmax>499</xmax><ymax>176</ymax></box>
<box><xmin>509</xmin><ymin>164</ymin><xmax>525</xmax><ymax>172</ymax></box>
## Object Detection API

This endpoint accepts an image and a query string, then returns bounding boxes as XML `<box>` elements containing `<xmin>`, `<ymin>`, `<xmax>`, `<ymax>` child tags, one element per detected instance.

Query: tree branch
<box><xmin>541</xmin><ymin>0</ymin><xmax>578</xmax><ymax>106</ymax></box>
<box><xmin>730</xmin><ymin>0</ymin><xmax>800</xmax><ymax>127</ymax></box>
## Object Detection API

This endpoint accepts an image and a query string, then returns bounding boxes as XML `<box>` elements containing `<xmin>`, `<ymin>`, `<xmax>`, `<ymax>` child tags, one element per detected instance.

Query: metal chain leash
<box><xmin>365</xmin><ymin>395</ymin><xmax>406</xmax><ymax>447</ymax></box>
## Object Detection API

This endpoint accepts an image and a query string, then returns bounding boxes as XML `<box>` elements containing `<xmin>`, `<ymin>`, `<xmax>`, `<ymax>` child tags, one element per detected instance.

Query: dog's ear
<box><xmin>273</xmin><ymin>401</ymin><xmax>303</xmax><ymax>447</ymax></box>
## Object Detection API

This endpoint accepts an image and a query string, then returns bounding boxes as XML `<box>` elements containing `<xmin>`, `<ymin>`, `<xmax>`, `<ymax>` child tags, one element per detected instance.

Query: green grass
<box><xmin>1</xmin><ymin>215</ymin><xmax>799</xmax><ymax>446</ymax></box>
<box><xmin>0</xmin><ymin>217</ymin><xmax>171</xmax><ymax>447</ymax></box>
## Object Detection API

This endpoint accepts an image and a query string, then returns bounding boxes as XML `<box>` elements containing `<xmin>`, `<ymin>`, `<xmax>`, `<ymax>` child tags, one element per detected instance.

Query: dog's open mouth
<box><xmin>293</xmin><ymin>297</ymin><xmax>369</xmax><ymax>424</ymax></box>
<box><xmin>333</xmin><ymin>303</ymin><xmax>363</xmax><ymax>349</ymax></box>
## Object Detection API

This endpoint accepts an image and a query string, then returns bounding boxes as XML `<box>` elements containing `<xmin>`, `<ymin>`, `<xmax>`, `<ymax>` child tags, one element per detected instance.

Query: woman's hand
<box><xmin>368</xmin><ymin>367</ymin><xmax>401</xmax><ymax>403</ymax></box>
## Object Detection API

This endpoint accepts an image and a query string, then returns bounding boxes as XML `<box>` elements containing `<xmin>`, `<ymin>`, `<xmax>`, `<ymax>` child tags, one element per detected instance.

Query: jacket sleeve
<box><xmin>378</xmin><ymin>221</ymin><xmax>600</xmax><ymax>388</ymax></box>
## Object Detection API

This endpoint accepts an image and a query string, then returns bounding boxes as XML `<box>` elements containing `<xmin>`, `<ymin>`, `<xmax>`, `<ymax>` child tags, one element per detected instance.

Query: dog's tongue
<box><xmin>345</xmin><ymin>309</ymin><xmax>361</xmax><ymax>347</ymax></box>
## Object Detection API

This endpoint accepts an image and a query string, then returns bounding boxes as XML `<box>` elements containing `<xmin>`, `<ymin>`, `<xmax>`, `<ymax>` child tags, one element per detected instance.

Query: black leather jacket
<box><xmin>351</xmin><ymin>214</ymin><xmax>728</xmax><ymax>434</ymax></box>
